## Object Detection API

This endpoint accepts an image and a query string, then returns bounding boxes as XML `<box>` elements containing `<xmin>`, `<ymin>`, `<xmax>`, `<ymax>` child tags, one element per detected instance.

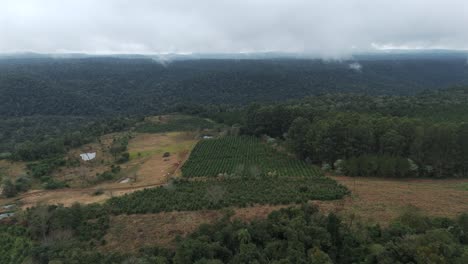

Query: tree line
<box><xmin>2</xmin><ymin>204</ymin><xmax>468</xmax><ymax>263</ymax></box>
<box><xmin>242</xmin><ymin>103</ymin><xmax>468</xmax><ymax>178</ymax></box>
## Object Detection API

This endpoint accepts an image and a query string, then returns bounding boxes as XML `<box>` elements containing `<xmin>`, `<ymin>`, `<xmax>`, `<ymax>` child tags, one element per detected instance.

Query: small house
<box><xmin>80</xmin><ymin>152</ymin><xmax>96</xmax><ymax>161</ymax></box>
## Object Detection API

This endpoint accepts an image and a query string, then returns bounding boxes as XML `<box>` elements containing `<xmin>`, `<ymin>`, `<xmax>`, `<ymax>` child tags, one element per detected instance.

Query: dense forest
<box><xmin>241</xmin><ymin>102</ymin><xmax>468</xmax><ymax>178</ymax></box>
<box><xmin>182</xmin><ymin>86</ymin><xmax>468</xmax><ymax>178</ymax></box>
<box><xmin>1</xmin><ymin>56</ymin><xmax>468</xmax><ymax>164</ymax></box>
<box><xmin>1</xmin><ymin>56</ymin><xmax>468</xmax><ymax>117</ymax></box>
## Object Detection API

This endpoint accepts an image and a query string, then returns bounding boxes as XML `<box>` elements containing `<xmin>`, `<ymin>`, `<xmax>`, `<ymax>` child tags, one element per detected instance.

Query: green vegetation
<box><xmin>338</xmin><ymin>155</ymin><xmax>418</xmax><ymax>178</ymax></box>
<box><xmin>1</xmin><ymin>176</ymin><xmax>32</xmax><ymax>198</ymax></box>
<box><xmin>0</xmin><ymin>225</ymin><xmax>33</xmax><ymax>264</ymax></box>
<box><xmin>94</xmin><ymin>165</ymin><xmax>121</xmax><ymax>184</ymax></box>
<box><xmin>2</xmin><ymin>57</ymin><xmax>468</xmax><ymax>119</ymax></box>
<box><xmin>240</xmin><ymin>98</ymin><xmax>468</xmax><ymax>178</ymax></box>
<box><xmin>182</xmin><ymin>136</ymin><xmax>322</xmax><ymax>178</ymax></box>
<box><xmin>27</xmin><ymin>157</ymin><xmax>66</xmax><ymax>178</ymax></box>
<box><xmin>2</xmin><ymin>57</ymin><xmax>468</xmax><ymax>262</ymax></box>
<box><xmin>135</xmin><ymin>115</ymin><xmax>215</xmax><ymax>133</ymax></box>
<box><xmin>456</xmin><ymin>183</ymin><xmax>468</xmax><ymax>191</ymax></box>
<box><xmin>2</xmin><ymin>116</ymin><xmax>136</xmax><ymax>161</ymax></box>
<box><xmin>98</xmin><ymin>135</ymin><xmax>348</xmax><ymax>216</ymax></box>
<box><xmin>109</xmin><ymin>134</ymin><xmax>131</xmax><ymax>163</ymax></box>
<box><xmin>107</xmin><ymin>177</ymin><xmax>347</xmax><ymax>214</ymax></box>
<box><xmin>3</xmin><ymin>205</ymin><xmax>468</xmax><ymax>263</ymax></box>
<box><xmin>39</xmin><ymin>176</ymin><xmax>69</xmax><ymax>190</ymax></box>
<box><xmin>167</xmin><ymin>206</ymin><xmax>468</xmax><ymax>264</ymax></box>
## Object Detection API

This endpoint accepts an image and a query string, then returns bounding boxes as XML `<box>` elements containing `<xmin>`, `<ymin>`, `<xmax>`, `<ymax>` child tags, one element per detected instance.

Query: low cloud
<box><xmin>1</xmin><ymin>0</ymin><xmax>468</xmax><ymax>58</ymax></box>
<box><xmin>349</xmin><ymin>62</ymin><xmax>363</xmax><ymax>72</ymax></box>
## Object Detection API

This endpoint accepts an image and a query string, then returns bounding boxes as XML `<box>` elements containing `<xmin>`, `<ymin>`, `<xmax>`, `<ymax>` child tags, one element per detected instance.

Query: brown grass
<box><xmin>0</xmin><ymin>160</ymin><xmax>27</xmax><ymax>181</ymax></box>
<box><xmin>314</xmin><ymin>176</ymin><xmax>468</xmax><ymax>225</ymax></box>
<box><xmin>101</xmin><ymin>205</ymin><xmax>287</xmax><ymax>252</ymax></box>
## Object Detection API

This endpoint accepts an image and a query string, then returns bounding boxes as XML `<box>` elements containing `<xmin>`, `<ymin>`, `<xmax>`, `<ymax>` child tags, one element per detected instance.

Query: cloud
<box><xmin>1</xmin><ymin>0</ymin><xmax>468</xmax><ymax>58</ymax></box>
<box><xmin>349</xmin><ymin>63</ymin><xmax>362</xmax><ymax>72</ymax></box>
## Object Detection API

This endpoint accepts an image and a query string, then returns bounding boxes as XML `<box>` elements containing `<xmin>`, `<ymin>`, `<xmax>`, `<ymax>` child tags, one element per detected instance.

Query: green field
<box><xmin>181</xmin><ymin>136</ymin><xmax>322</xmax><ymax>177</ymax></box>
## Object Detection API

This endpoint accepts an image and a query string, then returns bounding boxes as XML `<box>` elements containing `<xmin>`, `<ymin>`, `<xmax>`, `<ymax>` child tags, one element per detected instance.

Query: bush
<box><xmin>117</xmin><ymin>152</ymin><xmax>130</xmax><ymax>164</ymax></box>
<box><xmin>27</xmin><ymin>157</ymin><xmax>66</xmax><ymax>178</ymax></box>
<box><xmin>2</xmin><ymin>179</ymin><xmax>17</xmax><ymax>198</ymax></box>
<box><xmin>42</xmin><ymin>179</ymin><xmax>69</xmax><ymax>190</ymax></box>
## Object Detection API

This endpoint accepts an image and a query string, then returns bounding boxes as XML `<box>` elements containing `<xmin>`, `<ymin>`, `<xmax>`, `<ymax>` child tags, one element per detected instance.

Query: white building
<box><xmin>80</xmin><ymin>152</ymin><xmax>96</xmax><ymax>161</ymax></box>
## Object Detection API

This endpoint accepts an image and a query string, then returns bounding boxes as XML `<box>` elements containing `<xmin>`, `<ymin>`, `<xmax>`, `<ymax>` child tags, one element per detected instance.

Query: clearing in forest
<box><xmin>1</xmin><ymin>132</ymin><xmax>198</xmax><ymax>208</ymax></box>
<box><xmin>106</xmin><ymin>135</ymin><xmax>347</xmax><ymax>214</ymax></box>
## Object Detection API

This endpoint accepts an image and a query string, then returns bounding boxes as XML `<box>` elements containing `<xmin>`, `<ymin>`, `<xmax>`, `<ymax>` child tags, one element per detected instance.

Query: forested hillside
<box><xmin>235</xmin><ymin>88</ymin><xmax>468</xmax><ymax>178</ymax></box>
<box><xmin>175</xmin><ymin>85</ymin><xmax>468</xmax><ymax>178</ymax></box>
<box><xmin>1</xmin><ymin>56</ymin><xmax>468</xmax><ymax>116</ymax></box>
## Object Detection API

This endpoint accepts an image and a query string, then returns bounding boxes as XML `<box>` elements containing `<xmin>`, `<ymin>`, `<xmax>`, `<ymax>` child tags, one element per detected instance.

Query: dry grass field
<box><xmin>318</xmin><ymin>176</ymin><xmax>468</xmax><ymax>224</ymax></box>
<box><xmin>0</xmin><ymin>160</ymin><xmax>27</xmax><ymax>181</ymax></box>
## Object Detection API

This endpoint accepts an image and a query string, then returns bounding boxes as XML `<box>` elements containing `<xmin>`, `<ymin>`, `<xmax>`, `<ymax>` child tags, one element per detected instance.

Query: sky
<box><xmin>2</xmin><ymin>0</ymin><xmax>468</xmax><ymax>58</ymax></box>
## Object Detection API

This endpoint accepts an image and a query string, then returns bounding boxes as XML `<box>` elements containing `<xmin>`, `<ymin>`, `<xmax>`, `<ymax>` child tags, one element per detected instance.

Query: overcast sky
<box><xmin>2</xmin><ymin>0</ymin><xmax>468</xmax><ymax>58</ymax></box>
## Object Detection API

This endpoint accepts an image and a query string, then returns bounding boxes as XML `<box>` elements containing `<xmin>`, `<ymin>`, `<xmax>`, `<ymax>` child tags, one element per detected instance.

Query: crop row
<box><xmin>181</xmin><ymin>136</ymin><xmax>322</xmax><ymax>178</ymax></box>
<box><xmin>106</xmin><ymin>177</ymin><xmax>348</xmax><ymax>214</ymax></box>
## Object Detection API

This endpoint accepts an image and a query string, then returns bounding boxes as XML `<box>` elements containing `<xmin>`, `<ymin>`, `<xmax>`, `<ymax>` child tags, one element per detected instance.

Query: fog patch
<box><xmin>151</xmin><ymin>56</ymin><xmax>172</xmax><ymax>68</ymax></box>
<box><xmin>349</xmin><ymin>62</ymin><xmax>362</xmax><ymax>72</ymax></box>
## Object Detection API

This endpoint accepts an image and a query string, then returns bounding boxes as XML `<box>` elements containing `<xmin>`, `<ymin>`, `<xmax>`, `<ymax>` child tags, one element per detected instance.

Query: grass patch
<box><xmin>129</xmin><ymin>140</ymin><xmax>195</xmax><ymax>160</ymax></box>
<box><xmin>455</xmin><ymin>183</ymin><xmax>468</xmax><ymax>191</ymax></box>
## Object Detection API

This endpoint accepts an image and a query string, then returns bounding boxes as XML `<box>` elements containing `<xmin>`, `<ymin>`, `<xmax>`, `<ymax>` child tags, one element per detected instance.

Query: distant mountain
<box><xmin>2</xmin><ymin>49</ymin><xmax>467</xmax><ymax>61</ymax></box>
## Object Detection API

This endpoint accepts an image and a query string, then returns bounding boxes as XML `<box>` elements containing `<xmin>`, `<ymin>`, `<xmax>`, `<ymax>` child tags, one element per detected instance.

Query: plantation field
<box><xmin>135</xmin><ymin>115</ymin><xmax>216</xmax><ymax>133</ymax></box>
<box><xmin>182</xmin><ymin>136</ymin><xmax>322</xmax><ymax>177</ymax></box>
<box><xmin>106</xmin><ymin>176</ymin><xmax>348</xmax><ymax>214</ymax></box>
